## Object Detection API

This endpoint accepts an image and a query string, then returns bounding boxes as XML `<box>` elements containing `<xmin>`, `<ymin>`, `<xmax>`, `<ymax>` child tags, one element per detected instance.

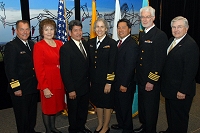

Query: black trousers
<box><xmin>165</xmin><ymin>96</ymin><xmax>193</xmax><ymax>133</ymax></box>
<box><xmin>138</xmin><ymin>84</ymin><xmax>160</xmax><ymax>133</ymax></box>
<box><xmin>114</xmin><ymin>84</ymin><xmax>135</xmax><ymax>133</ymax></box>
<box><xmin>67</xmin><ymin>92</ymin><xmax>89</xmax><ymax>133</ymax></box>
<box><xmin>10</xmin><ymin>93</ymin><xmax>38</xmax><ymax>133</ymax></box>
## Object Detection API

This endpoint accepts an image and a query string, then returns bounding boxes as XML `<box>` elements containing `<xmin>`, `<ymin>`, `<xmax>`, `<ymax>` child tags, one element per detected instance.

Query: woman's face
<box><xmin>95</xmin><ymin>21</ymin><xmax>107</xmax><ymax>39</ymax></box>
<box><xmin>43</xmin><ymin>25</ymin><xmax>55</xmax><ymax>40</ymax></box>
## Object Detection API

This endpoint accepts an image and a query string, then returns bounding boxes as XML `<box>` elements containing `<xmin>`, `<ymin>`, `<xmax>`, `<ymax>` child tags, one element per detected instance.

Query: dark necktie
<box><xmin>25</xmin><ymin>42</ymin><xmax>31</xmax><ymax>51</ymax></box>
<box><xmin>117</xmin><ymin>40</ymin><xmax>122</xmax><ymax>48</ymax></box>
<box><xmin>96</xmin><ymin>41</ymin><xmax>100</xmax><ymax>49</ymax></box>
<box><xmin>79</xmin><ymin>43</ymin><xmax>86</xmax><ymax>59</ymax></box>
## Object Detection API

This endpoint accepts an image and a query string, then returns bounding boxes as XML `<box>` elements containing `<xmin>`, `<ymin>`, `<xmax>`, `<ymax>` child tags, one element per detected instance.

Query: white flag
<box><xmin>112</xmin><ymin>0</ymin><xmax>121</xmax><ymax>41</ymax></box>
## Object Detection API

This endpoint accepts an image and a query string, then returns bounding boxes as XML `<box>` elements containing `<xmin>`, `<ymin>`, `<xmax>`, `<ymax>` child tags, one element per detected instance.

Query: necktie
<box><xmin>168</xmin><ymin>40</ymin><xmax>176</xmax><ymax>53</ymax></box>
<box><xmin>117</xmin><ymin>40</ymin><xmax>122</xmax><ymax>48</ymax></box>
<box><xmin>79</xmin><ymin>43</ymin><xmax>86</xmax><ymax>59</ymax></box>
<box><xmin>96</xmin><ymin>41</ymin><xmax>100</xmax><ymax>49</ymax></box>
<box><xmin>25</xmin><ymin>43</ymin><xmax>31</xmax><ymax>51</ymax></box>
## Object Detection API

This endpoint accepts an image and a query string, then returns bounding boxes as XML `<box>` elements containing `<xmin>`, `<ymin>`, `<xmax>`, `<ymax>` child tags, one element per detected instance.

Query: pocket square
<box><xmin>20</xmin><ymin>51</ymin><xmax>26</xmax><ymax>54</ymax></box>
<box><xmin>103</xmin><ymin>45</ymin><xmax>110</xmax><ymax>48</ymax></box>
<box><xmin>90</xmin><ymin>45</ymin><xmax>93</xmax><ymax>47</ymax></box>
<box><xmin>144</xmin><ymin>40</ymin><xmax>153</xmax><ymax>43</ymax></box>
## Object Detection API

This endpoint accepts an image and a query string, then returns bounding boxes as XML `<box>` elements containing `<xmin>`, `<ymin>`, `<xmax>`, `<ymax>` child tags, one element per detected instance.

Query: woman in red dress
<box><xmin>33</xmin><ymin>18</ymin><xmax>65</xmax><ymax>133</ymax></box>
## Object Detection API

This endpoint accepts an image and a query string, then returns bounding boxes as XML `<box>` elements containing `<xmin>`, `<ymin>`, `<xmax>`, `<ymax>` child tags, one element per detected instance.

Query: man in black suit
<box><xmin>135</xmin><ymin>6</ymin><xmax>168</xmax><ymax>133</ymax></box>
<box><xmin>111</xmin><ymin>18</ymin><xmax>139</xmax><ymax>133</ymax></box>
<box><xmin>60</xmin><ymin>20</ymin><xmax>91</xmax><ymax>133</ymax></box>
<box><xmin>4</xmin><ymin>20</ymin><xmax>39</xmax><ymax>133</ymax></box>
<box><xmin>159</xmin><ymin>16</ymin><xmax>199</xmax><ymax>133</ymax></box>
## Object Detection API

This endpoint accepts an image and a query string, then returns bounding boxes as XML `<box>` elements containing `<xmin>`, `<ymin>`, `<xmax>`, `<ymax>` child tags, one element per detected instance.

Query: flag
<box><xmin>140</xmin><ymin>0</ymin><xmax>149</xmax><ymax>31</ymax></box>
<box><xmin>57</xmin><ymin>0</ymin><xmax>67</xmax><ymax>43</ymax></box>
<box><xmin>90</xmin><ymin>0</ymin><xmax>97</xmax><ymax>39</ymax></box>
<box><xmin>112</xmin><ymin>0</ymin><xmax>121</xmax><ymax>41</ymax></box>
<box><xmin>132</xmin><ymin>0</ymin><xmax>149</xmax><ymax>117</ymax></box>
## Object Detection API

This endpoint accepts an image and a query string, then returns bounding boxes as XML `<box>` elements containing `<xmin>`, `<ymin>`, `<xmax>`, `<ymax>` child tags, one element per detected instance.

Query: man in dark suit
<box><xmin>4</xmin><ymin>20</ymin><xmax>40</xmax><ymax>133</ymax></box>
<box><xmin>111</xmin><ymin>18</ymin><xmax>139</xmax><ymax>133</ymax></box>
<box><xmin>135</xmin><ymin>6</ymin><xmax>168</xmax><ymax>133</ymax></box>
<box><xmin>60</xmin><ymin>20</ymin><xmax>91</xmax><ymax>133</ymax></box>
<box><xmin>159</xmin><ymin>16</ymin><xmax>199</xmax><ymax>133</ymax></box>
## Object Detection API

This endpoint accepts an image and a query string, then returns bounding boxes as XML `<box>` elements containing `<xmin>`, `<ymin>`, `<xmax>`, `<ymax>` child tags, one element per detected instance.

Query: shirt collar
<box><xmin>145</xmin><ymin>24</ymin><xmax>155</xmax><ymax>33</ymax></box>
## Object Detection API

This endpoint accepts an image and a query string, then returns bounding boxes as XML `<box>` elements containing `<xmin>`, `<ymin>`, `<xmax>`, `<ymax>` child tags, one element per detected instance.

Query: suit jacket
<box><xmin>60</xmin><ymin>39</ymin><xmax>90</xmax><ymax>96</ymax></box>
<box><xmin>33</xmin><ymin>39</ymin><xmax>64</xmax><ymax>90</ymax></box>
<box><xmin>4</xmin><ymin>36</ymin><xmax>38</xmax><ymax>95</ymax></box>
<box><xmin>114</xmin><ymin>35</ymin><xmax>139</xmax><ymax>90</ymax></box>
<box><xmin>136</xmin><ymin>26</ymin><xmax>168</xmax><ymax>86</ymax></box>
<box><xmin>88</xmin><ymin>35</ymin><xmax>117</xmax><ymax>84</ymax></box>
<box><xmin>161</xmin><ymin>34</ymin><xmax>199</xmax><ymax>99</ymax></box>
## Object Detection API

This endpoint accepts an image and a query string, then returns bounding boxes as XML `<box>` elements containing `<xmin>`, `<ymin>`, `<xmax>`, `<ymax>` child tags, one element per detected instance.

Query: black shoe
<box><xmin>105</xmin><ymin>128</ymin><xmax>110</xmax><ymax>133</ymax></box>
<box><xmin>51</xmin><ymin>129</ymin><xmax>62</xmax><ymax>133</ymax></box>
<box><xmin>94</xmin><ymin>127</ymin><xmax>102</xmax><ymax>133</ymax></box>
<box><xmin>133</xmin><ymin>125</ymin><xmax>144</xmax><ymax>133</ymax></box>
<box><xmin>81</xmin><ymin>128</ymin><xmax>92</xmax><ymax>133</ymax></box>
<box><xmin>111</xmin><ymin>124</ymin><xmax>122</xmax><ymax>130</ymax></box>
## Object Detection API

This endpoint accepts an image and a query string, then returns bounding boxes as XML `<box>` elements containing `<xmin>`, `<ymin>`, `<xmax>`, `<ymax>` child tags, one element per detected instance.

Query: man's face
<box><xmin>171</xmin><ymin>20</ymin><xmax>188</xmax><ymax>39</ymax></box>
<box><xmin>69</xmin><ymin>25</ymin><xmax>82</xmax><ymax>41</ymax></box>
<box><xmin>140</xmin><ymin>11</ymin><xmax>155</xmax><ymax>29</ymax></box>
<box><xmin>16</xmin><ymin>22</ymin><xmax>30</xmax><ymax>41</ymax></box>
<box><xmin>117</xmin><ymin>22</ymin><xmax>131</xmax><ymax>39</ymax></box>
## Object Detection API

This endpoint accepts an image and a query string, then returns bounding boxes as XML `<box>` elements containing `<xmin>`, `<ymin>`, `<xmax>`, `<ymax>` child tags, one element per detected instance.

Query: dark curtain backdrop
<box><xmin>149</xmin><ymin>0</ymin><xmax>200</xmax><ymax>82</ymax></box>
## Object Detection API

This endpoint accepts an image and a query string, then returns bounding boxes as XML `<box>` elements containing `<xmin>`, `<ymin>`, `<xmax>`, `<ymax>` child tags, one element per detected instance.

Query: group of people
<box><xmin>3</xmin><ymin>5</ymin><xmax>199</xmax><ymax>133</ymax></box>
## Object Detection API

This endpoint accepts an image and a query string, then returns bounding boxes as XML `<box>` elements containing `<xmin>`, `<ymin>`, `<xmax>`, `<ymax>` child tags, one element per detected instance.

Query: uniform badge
<box><xmin>144</xmin><ymin>40</ymin><xmax>153</xmax><ymax>43</ymax></box>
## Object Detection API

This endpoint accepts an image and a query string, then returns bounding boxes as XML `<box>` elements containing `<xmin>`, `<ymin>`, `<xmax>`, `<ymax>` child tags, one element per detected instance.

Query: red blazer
<box><xmin>33</xmin><ymin>39</ymin><xmax>64</xmax><ymax>90</ymax></box>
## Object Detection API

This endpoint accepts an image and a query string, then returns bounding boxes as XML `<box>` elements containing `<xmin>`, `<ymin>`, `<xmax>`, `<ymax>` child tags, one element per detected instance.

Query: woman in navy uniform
<box><xmin>88</xmin><ymin>18</ymin><xmax>117</xmax><ymax>133</ymax></box>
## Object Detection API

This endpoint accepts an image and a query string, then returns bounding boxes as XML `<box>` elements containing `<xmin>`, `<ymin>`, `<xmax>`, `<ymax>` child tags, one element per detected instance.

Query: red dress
<box><xmin>33</xmin><ymin>39</ymin><xmax>65</xmax><ymax>115</ymax></box>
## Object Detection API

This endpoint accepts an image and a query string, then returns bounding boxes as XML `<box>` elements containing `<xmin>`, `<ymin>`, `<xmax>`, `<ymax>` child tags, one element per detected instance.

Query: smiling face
<box><xmin>42</xmin><ymin>25</ymin><xmax>55</xmax><ymax>40</ymax></box>
<box><xmin>69</xmin><ymin>25</ymin><xmax>82</xmax><ymax>41</ymax></box>
<box><xmin>140</xmin><ymin>10</ymin><xmax>155</xmax><ymax>29</ymax></box>
<box><xmin>95</xmin><ymin>20</ymin><xmax>107</xmax><ymax>40</ymax></box>
<box><xmin>171</xmin><ymin>20</ymin><xmax>188</xmax><ymax>39</ymax></box>
<box><xmin>16</xmin><ymin>22</ymin><xmax>30</xmax><ymax>41</ymax></box>
<box><xmin>117</xmin><ymin>22</ymin><xmax>131</xmax><ymax>39</ymax></box>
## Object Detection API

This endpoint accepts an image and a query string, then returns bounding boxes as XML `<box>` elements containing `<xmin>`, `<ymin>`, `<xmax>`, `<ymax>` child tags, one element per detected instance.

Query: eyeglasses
<box><xmin>140</xmin><ymin>16</ymin><xmax>152</xmax><ymax>19</ymax></box>
<box><xmin>171</xmin><ymin>25</ymin><xmax>184</xmax><ymax>30</ymax></box>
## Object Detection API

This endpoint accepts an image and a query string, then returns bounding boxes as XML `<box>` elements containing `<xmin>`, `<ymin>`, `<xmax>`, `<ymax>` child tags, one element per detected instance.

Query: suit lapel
<box><xmin>98</xmin><ymin>36</ymin><xmax>109</xmax><ymax>49</ymax></box>
<box><xmin>118</xmin><ymin>35</ymin><xmax>131</xmax><ymax>51</ymax></box>
<box><xmin>69</xmin><ymin>39</ymin><xmax>87</xmax><ymax>61</ymax></box>
<box><xmin>168</xmin><ymin>35</ymin><xmax>187</xmax><ymax>55</ymax></box>
<box><xmin>15</xmin><ymin>37</ymin><xmax>31</xmax><ymax>56</ymax></box>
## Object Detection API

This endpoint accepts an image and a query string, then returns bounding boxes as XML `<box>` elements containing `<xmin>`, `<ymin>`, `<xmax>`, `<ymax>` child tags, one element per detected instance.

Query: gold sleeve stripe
<box><xmin>148</xmin><ymin>72</ymin><xmax>160</xmax><ymax>81</ymax></box>
<box><xmin>107</xmin><ymin>73</ymin><xmax>115</xmax><ymax>81</ymax></box>
<box><xmin>10</xmin><ymin>80</ymin><xmax>20</xmax><ymax>89</ymax></box>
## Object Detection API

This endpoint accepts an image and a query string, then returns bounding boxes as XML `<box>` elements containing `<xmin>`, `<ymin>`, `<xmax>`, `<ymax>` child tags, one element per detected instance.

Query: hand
<box><xmin>43</xmin><ymin>88</ymin><xmax>53</xmax><ymax>98</ymax></box>
<box><xmin>104</xmin><ymin>84</ymin><xmax>111</xmax><ymax>94</ymax></box>
<box><xmin>119</xmin><ymin>85</ymin><xmax>127</xmax><ymax>92</ymax></box>
<box><xmin>177</xmin><ymin>91</ymin><xmax>186</xmax><ymax>99</ymax></box>
<box><xmin>145</xmin><ymin>82</ymin><xmax>154</xmax><ymax>91</ymax></box>
<box><xmin>14</xmin><ymin>90</ymin><xmax>22</xmax><ymax>96</ymax></box>
<box><xmin>69</xmin><ymin>91</ymin><xmax>76</xmax><ymax>99</ymax></box>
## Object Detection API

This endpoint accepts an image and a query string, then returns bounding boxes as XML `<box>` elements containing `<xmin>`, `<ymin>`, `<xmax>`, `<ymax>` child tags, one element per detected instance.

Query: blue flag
<box><xmin>57</xmin><ymin>0</ymin><xmax>67</xmax><ymax>43</ymax></box>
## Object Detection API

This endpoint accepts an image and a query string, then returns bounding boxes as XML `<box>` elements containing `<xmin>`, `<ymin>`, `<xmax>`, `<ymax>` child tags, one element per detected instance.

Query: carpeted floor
<box><xmin>0</xmin><ymin>84</ymin><xmax>200</xmax><ymax>133</ymax></box>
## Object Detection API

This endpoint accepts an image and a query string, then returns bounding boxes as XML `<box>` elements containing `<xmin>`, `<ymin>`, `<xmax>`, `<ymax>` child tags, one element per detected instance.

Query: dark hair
<box><xmin>68</xmin><ymin>20</ymin><xmax>82</xmax><ymax>31</ymax></box>
<box><xmin>39</xmin><ymin>18</ymin><xmax>56</xmax><ymax>37</ymax></box>
<box><xmin>16</xmin><ymin>20</ymin><xmax>30</xmax><ymax>29</ymax></box>
<box><xmin>117</xmin><ymin>18</ymin><xmax>132</xmax><ymax>29</ymax></box>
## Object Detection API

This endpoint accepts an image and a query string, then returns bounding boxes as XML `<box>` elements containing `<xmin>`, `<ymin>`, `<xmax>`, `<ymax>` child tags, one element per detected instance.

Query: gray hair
<box><xmin>94</xmin><ymin>18</ymin><xmax>109</xmax><ymax>33</ymax></box>
<box><xmin>171</xmin><ymin>16</ymin><xmax>189</xmax><ymax>28</ymax></box>
<box><xmin>140</xmin><ymin>6</ymin><xmax>155</xmax><ymax>17</ymax></box>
